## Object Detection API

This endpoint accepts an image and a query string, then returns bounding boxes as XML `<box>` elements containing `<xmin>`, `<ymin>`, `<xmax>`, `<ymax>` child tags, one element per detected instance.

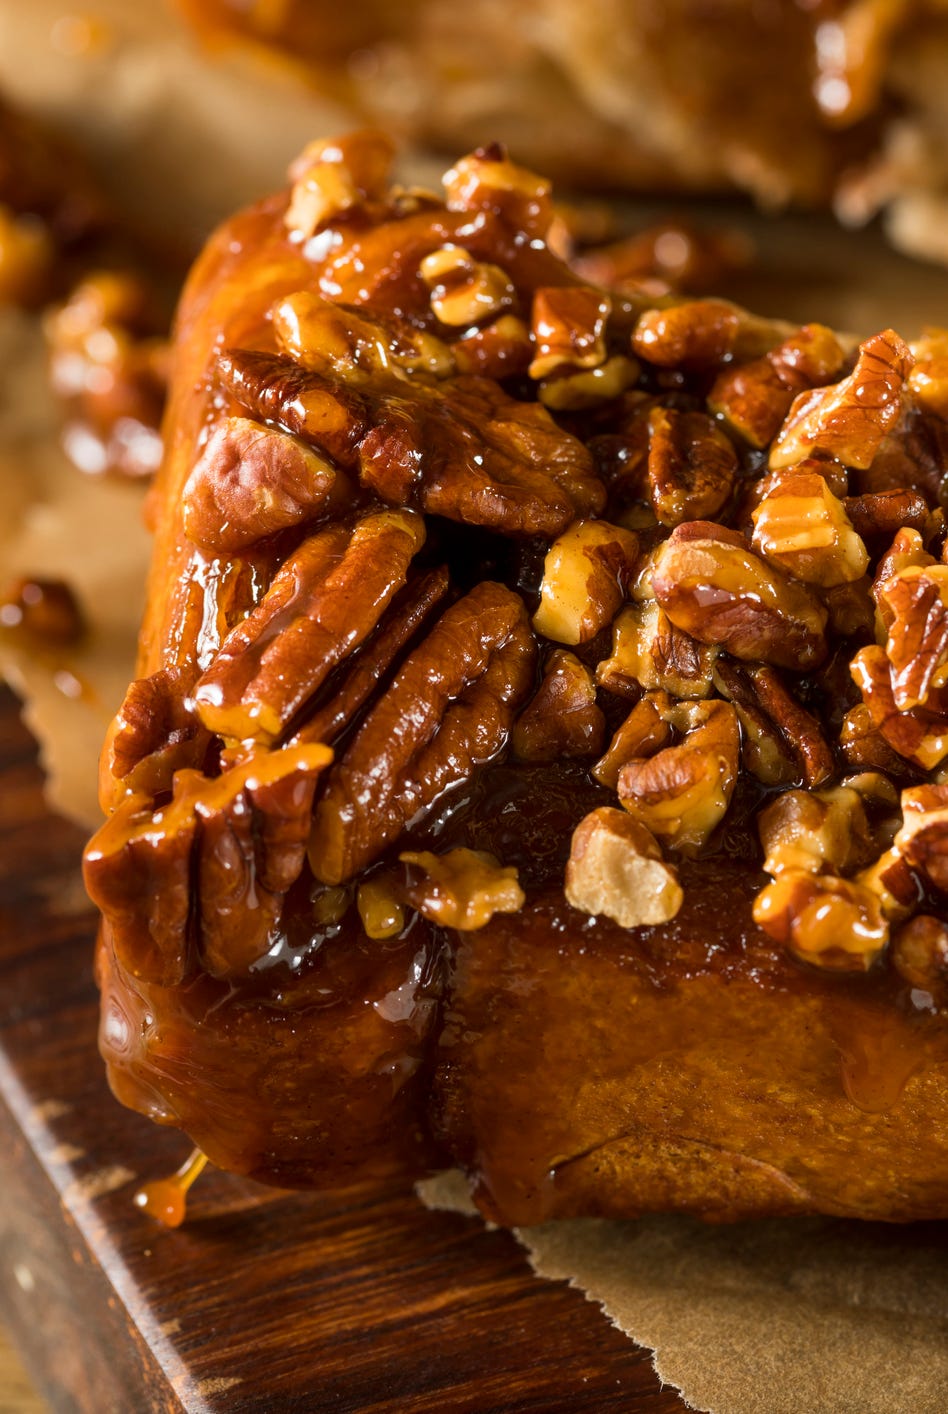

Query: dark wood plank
<box><xmin>0</xmin><ymin>686</ymin><xmax>688</xmax><ymax>1414</ymax></box>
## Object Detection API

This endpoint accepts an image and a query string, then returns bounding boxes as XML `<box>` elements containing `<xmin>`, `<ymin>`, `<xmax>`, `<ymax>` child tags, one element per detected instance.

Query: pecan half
<box><xmin>769</xmin><ymin>329</ymin><xmax>913</xmax><ymax>471</ymax></box>
<box><xmin>191</xmin><ymin>509</ymin><xmax>425</xmax><ymax>744</ymax></box>
<box><xmin>645</xmin><ymin>407</ymin><xmax>738</xmax><ymax>528</ymax></box>
<box><xmin>182</xmin><ymin>416</ymin><xmax>353</xmax><ymax>554</ymax></box>
<box><xmin>218</xmin><ymin>348</ymin><xmax>368</xmax><ymax>469</ymax></box>
<box><xmin>100</xmin><ymin>666</ymin><xmax>208</xmax><ymax>809</ymax></box>
<box><xmin>650</xmin><ymin>523</ymin><xmax>828</xmax><ymax>670</ymax></box>
<box><xmin>511</xmin><ymin>650</ymin><xmax>605</xmax><ymax>762</ymax></box>
<box><xmin>878</xmin><ymin>565</ymin><xmax>948</xmax><ymax>711</ymax></box>
<box><xmin>712</xmin><ymin>658</ymin><xmax>833</xmax><ymax>787</ymax></box>
<box><xmin>850</xmin><ymin>645</ymin><xmax>948</xmax><ymax>770</ymax></box>
<box><xmin>309</xmin><ymin>581</ymin><xmax>536</xmax><ymax>884</ymax></box>
<box><xmin>709</xmin><ymin>323</ymin><xmax>846</xmax><ymax>449</ymax></box>
<box><xmin>617</xmin><ymin>698</ymin><xmax>740</xmax><ymax>854</ymax></box>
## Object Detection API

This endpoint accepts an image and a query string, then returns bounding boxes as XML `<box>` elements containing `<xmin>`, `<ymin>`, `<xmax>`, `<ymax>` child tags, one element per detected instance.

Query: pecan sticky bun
<box><xmin>85</xmin><ymin>134</ymin><xmax>948</xmax><ymax>1224</ymax></box>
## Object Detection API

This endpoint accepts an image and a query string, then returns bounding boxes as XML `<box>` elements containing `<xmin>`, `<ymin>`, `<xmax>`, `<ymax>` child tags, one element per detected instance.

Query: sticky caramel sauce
<box><xmin>134</xmin><ymin>1148</ymin><xmax>208</xmax><ymax>1227</ymax></box>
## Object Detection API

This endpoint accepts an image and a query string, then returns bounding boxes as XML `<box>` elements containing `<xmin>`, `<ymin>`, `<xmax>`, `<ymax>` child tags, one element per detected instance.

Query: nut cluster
<box><xmin>86</xmin><ymin>134</ymin><xmax>948</xmax><ymax>1002</ymax></box>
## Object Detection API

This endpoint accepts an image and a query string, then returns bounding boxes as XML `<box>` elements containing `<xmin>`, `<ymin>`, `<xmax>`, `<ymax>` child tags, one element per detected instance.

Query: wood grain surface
<box><xmin>0</xmin><ymin>1326</ymin><xmax>44</xmax><ymax>1414</ymax></box>
<box><xmin>0</xmin><ymin>686</ymin><xmax>689</xmax><ymax>1414</ymax></box>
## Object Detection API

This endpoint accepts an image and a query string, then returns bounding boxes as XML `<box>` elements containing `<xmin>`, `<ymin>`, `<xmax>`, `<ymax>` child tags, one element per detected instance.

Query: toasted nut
<box><xmin>285</xmin><ymin>130</ymin><xmax>395</xmax><ymax>240</ymax></box>
<box><xmin>273</xmin><ymin>289</ymin><xmax>455</xmax><ymax>380</ymax></box>
<box><xmin>646</xmin><ymin>407</ymin><xmax>738</xmax><ymax>528</ymax></box>
<box><xmin>511</xmin><ymin>650</ymin><xmax>605</xmax><ymax>762</ymax></box>
<box><xmin>843</xmin><ymin>489</ymin><xmax>930</xmax><ymax>542</ymax></box>
<box><xmin>565</xmin><ymin>807</ymin><xmax>682</xmax><ymax>928</ymax></box>
<box><xmin>454</xmin><ymin>315</ymin><xmax>532</xmax><ymax>378</ymax></box>
<box><xmin>877</xmin><ymin>564</ymin><xmax>948</xmax><ymax>710</ymax></box>
<box><xmin>651</xmin><ymin>524</ymin><xmax>828</xmax><ymax>670</ymax></box>
<box><xmin>182</xmin><ymin>416</ymin><xmax>352</xmax><ymax>554</ymax></box>
<box><xmin>529</xmin><ymin>286</ymin><xmax>610</xmax><ymax>380</ymax></box>
<box><xmin>596</xmin><ymin>600</ymin><xmax>717</xmax><ymax>700</ymax></box>
<box><xmin>851</xmin><ymin>644</ymin><xmax>948</xmax><ymax>770</ymax></box>
<box><xmin>853</xmin><ymin>847</ymin><xmax>920</xmax><ymax>924</ymax></box>
<box><xmin>533</xmin><ymin>519</ymin><xmax>639</xmax><ymax>646</ymax></box>
<box><xmin>907</xmin><ymin>328</ymin><xmax>948</xmax><ymax>420</ymax></box>
<box><xmin>537</xmin><ymin>355</ymin><xmax>639</xmax><ymax>411</ymax></box>
<box><xmin>895</xmin><ymin>783</ymin><xmax>948</xmax><ymax>893</ymax></box>
<box><xmin>891</xmin><ymin>914</ymin><xmax>948</xmax><ymax>1001</ymax></box>
<box><xmin>592</xmin><ymin>692</ymin><xmax>673</xmax><ymax>789</ymax></box>
<box><xmin>419</xmin><ymin>245</ymin><xmax>515</xmax><ymax>327</ymax></box>
<box><xmin>399</xmin><ymin>848</ymin><xmax>524</xmax><ymax>930</ymax></box>
<box><xmin>757</xmin><ymin>786</ymin><xmax>874</xmax><ymax>878</ymax></box>
<box><xmin>100</xmin><ymin>666</ymin><xmax>208</xmax><ymax>810</ymax></box>
<box><xmin>617</xmin><ymin>699</ymin><xmax>739</xmax><ymax>854</ymax></box>
<box><xmin>713</xmin><ymin>659</ymin><xmax>833</xmax><ymax>788</ymax></box>
<box><xmin>751</xmin><ymin>470</ymin><xmax>869</xmax><ymax>587</ymax></box>
<box><xmin>357</xmin><ymin>875</ymin><xmax>405</xmax><ymax>939</ymax></box>
<box><xmin>709</xmin><ymin>323</ymin><xmax>847</xmax><ymax>449</ymax></box>
<box><xmin>769</xmin><ymin>329</ymin><xmax>913</xmax><ymax>471</ymax></box>
<box><xmin>442</xmin><ymin>146</ymin><xmax>553</xmax><ymax>235</ymax></box>
<box><xmin>752</xmin><ymin>871</ymin><xmax>888</xmax><ymax>971</ymax></box>
<box><xmin>632</xmin><ymin>299</ymin><xmax>789</xmax><ymax>369</ymax></box>
<box><xmin>839</xmin><ymin>701</ymin><xmax>926</xmax><ymax>777</ymax></box>
<box><xmin>310</xmin><ymin>581</ymin><xmax>536</xmax><ymax>884</ymax></box>
<box><xmin>192</xmin><ymin>509</ymin><xmax>425</xmax><ymax>744</ymax></box>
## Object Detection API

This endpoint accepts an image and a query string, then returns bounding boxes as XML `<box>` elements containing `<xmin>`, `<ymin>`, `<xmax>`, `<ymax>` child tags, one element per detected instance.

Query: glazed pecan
<box><xmin>285</xmin><ymin>130</ymin><xmax>395</xmax><ymax>240</ymax></box>
<box><xmin>650</xmin><ymin>523</ymin><xmax>828</xmax><ymax>670</ymax></box>
<box><xmin>617</xmin><ymin>698</ymin><xmax>740</xmax><ymax>854</ymax></box>
<box><xmin>84</xmin><ymin>743</ymin><xmax>332</xmax><ymax>984</ymax></box>
<box><xmin>511</xmin><ymin>650</ymin><xmax>606</xmax><ymax>762</ymax></box>
<box><xmin>442</xmin><ymin>146</ymin><xmax>554</xmax><ymax>237</ymax></box>
<box><xmin>752</xmin><ymin>871</ymin><xmax>888</xmax><ymax>972</ymax></box>
<box><xmin>850</xmin><ymin>645</ymin><xmax>948</xmax><ymax>770</ymax></box>
<box><xmin>895</xmin><ymin>784</ymin><xmax>948</xmax><ymax>893</ymax></box>
<box><xmin>218</xmin><ymin>348</ymin><xmax>369</xmax><ymax>469</ymax></box>
<box><xmin>843</xmin><ymin>489</ymin><xmax>930</xmax><ymax>542</ymax></box>
<box><xmin>100</xmin><ymin>666</ymin><xmax>208</xmax><ymax>809</ymax></box>
<box><xmin>537</xmin><ymin>355</ymin><xmax>639</xmax><ymax>412</ymax></box>
<box><xmin>632</xmin><ymin>299</ymin><xmax>790</xmax><ymax>370</ymax></box>
<box><xmin>592</xmin><ymin>692</ymin><xmax>673</xmax><ymax>790</ymax></box>
<box><xmin>597</xmin><ymin>600</ymin><xmax>717</xmax><ymax>700</ymax></box>
<box><xmin>769</xmin><ymin>329</ymin><xmax>913</xmax><ymax>471</ymax></box>
<box><xmin>191</xmin><ymin>509</ymin><xmax>425</xmax><ymax>744</ymax></box>
<box><xmin>398</xmin><ymin>848</ymin><xmax>525</xmax><ymax>930</ymax></box>
<box><xmin>757</xmin><ymin>785</ymin><xmax>875</xmax><ymax>879</ymax></box>
<box><xmin>454</xmin><ymin>315</ymin><xmax>532</xmax><ymax>379</ymax></box>
<box><xmin>533</xmin><ymin>519</ymin><xmax>639</xmax><ymax>646</ymax></box>
<box><xmin>712</xmin><ymin>658</ymin><xmax>833</xmax><ymax>787</ymax></box>
<box><xmin>565</xmin><ymin>807</ymin><xmax>682</xmax><ymax>928</ymax></box>
<box><xmin>273</xmin><ymin>289</ymin><xmax>455</xmax><ymax>380</ymax></box>
<box><xmin>708</xmin><ymin>323</ymin><xmax>847</xmax><ymax>449</ymax></box>
<box><xmin>309</xmin><ymin>581</ymin><xmax>536</xmax><ymax>884</ymax></box>
<box><xmin>891</xmin><ymin>914</ymin><xmax>948</xmax><ymax>1003</ymax></box>
<box><xmin>645</xmin><ymin>407</ymin><xmax>738</xmax><ymax>528</ymax></box>
<box><xmin>182</xmin><ymin>416</ymin><xmax>353</xmax><ymax>554</ymax></box>
<box><xmin>419</xmin><ymin>245</ymin><xmax>516</xmax><ymax>327</ymax></box>
<box><xmin>528</xmin><ymin>285</ymin><xmax>610</xmax><ymax>379</ymax></box>
<box><xmin>750</xmin><ymin>469</ymin><xmax>868</xmax><ymax>587</ymax></box>
<box><xmin>877</xmin><ymin>565</ymin><xmax>948</xmax><ymax>711</ymax></box>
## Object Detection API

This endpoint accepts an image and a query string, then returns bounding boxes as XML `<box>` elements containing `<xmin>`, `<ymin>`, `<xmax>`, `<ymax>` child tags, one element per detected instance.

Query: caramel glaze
<box><xmin>95</xmin><ymin>162</ymin><xmax>948</xmax><ymax>1226</ymax></box>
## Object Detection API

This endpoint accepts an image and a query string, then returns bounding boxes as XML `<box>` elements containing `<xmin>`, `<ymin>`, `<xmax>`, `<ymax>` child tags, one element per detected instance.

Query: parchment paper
<box><xmin>2</xmin><ymin>4</ymin><xmax>948</xmax><ymax>1410</ymax></box>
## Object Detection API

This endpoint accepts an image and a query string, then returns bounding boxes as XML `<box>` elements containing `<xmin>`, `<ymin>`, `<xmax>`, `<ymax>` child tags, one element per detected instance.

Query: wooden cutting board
<box><xmin>0</xmin><ymin>687</ymin><xmax>687</xmax><ymax>1413</ymax></box>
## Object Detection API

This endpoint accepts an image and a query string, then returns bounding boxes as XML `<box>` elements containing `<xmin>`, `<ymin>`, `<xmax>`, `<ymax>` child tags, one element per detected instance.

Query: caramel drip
<box><xmin>134</xmin><ymin>1148</ymin><xmax>208</xmax><ymax>1227</ymax></box>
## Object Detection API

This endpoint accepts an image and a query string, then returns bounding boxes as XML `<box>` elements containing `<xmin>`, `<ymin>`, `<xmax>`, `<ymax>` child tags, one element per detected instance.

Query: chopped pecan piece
<box><xmin>512</xmin><ymin>650</ymin><xmax>605</xmax><ymax>762</ymax></box>
<box><xmin>895</xmin><ymin>783</ymin><xmax>948</xmax><ymax>893</ymax></box>
<box><xmin>757</xmin><ymin>785</ymin><xmax>875</xmax><ymax>878</ymax></box>
<box><xmin>891</xmin><ymin>914</ymin><xmax>948</xmax><ymax>1003</ymax></box>
<box><xmin>645</xmin><ymin>407</ymin><xmax>738</xmax><ymax>528</ymax></box>
<box><xmin>100</xmin><ymin>666</ymin><xmax>208</xmax><ymax>809</ymax></box>
<box><xmin>565</xmin><ymin>807</ymin><xmax>682</xmax><ymax>929</ymax></box>
<box><xmin>752</xmin><ymin>871</ymin><xmax>888</xmax><ymax>972</ymax></box>
<box><xmin>192</xmin><ymin>509</ymin><xmax>425</xmax><ymax>744</ymax></box>
<box><xmin>533</xmin><ymin>519</ymin><xmax>639</xmax><ymax>646</ymax></box>
<box><xmin>709</xmin><ymin>323</ymin><xmax>847</xmax><ymax>449</ymax></box>
<box><xmin>750</xmin><ymin>469</ymin><xmax>868</xmax><ymax>587</ymax></box>
<box><xmin>877</xmin><ymin>565</ymin><xmax>948</xmax><ymax>710</ymax></box>
<box><xmin>851</xmin><ymin>645</ymin><xmax>948</xmax><ymax>770</ymax></box>
<box><xmin>769</xmin><ymin>329</ymin><xmax>913</xmax><ymax>471</ymax></box>
<box><xmin>399</xmin><ymin>848</ymin><xmax>525</xmax><ymax>930</ymax></box>
<box><xmin>442</xmin><ymin>146</ymin><xmax>553</xmax><ymax>237</ymax></box>
<box><xmin>617</xmin><ymin>698</ymin><xmax>740</xmax><ymax>854</ymax></box>
<box><xmin>273</xmin><ymin>290</ymin><xmax>456</xmax><ymax>380</ymax></box>
<box><xmin>419</xmin><ymin>245</ymin><xmax>516</xmax><ymax>327</ymax></box>
<box><xmin>632</xmin><ymin>299</ymin><xmax>789</xmax><ymax>370</ymax></box>
<box><xmin>597</xmin><ymin>600</ymin><xmax>717</xmax><ymax>700</ymax></box>
<box><xmin>843</xmin><ymin>489</ymin><xmax>930</xmax><ymax>542</ymax></box>
<box><xmin>538</xmin><ymin>355</ymin><xmax>639</xmax><ymax>411</ymax></box>
<box><xmin>713</xmin><ymin>658</ymin><xmax>833</xmax><ymax>787</ymax></box>
<box><xmin>454</xmin><ymin>315</ymin><xmax>532</xmax><ymax>379</ymax></box>
<box><xmin>592</xmin><ymin>692</ymin><xmax>673</xmax><ymax>790</ymax></box>
<box><xmin>182</xmin><ymin>416</ymin><xmax>353</xmax><ymax>554</ymax></box>
<box><xmin>285</xmin><ymin>130</ymin><xmax>395</xmax><ymax>240</ymax></box>
<box><xmin>85</xmin><ymin>743</ymin><xmax>332</xmax><ymax>984</ymax></box>
<box><xmin>309</xmin><ymin>581</ymin><xmax>536</xmax><ymax>884</ymax></box>
<box><xmin>651</xmin><ymin>523</ymin><xmax>828</xmax><ymax>670</ymax></box>
<box><xmin>839</xmin><ymin>702</ymin><xmax>925</xmax><ymax>778</ymax></box>
<box><xmin>529</xmin><ymin>286</ymin><xmax>610</xmax><ymax>380</ymax></box>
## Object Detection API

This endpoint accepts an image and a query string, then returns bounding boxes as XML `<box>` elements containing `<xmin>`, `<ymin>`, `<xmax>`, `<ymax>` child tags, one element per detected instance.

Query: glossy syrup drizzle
<box><xmin>134</xmin><ymin>1148</ymin><xmax>209</xmax><ymax>1227</ymax></box>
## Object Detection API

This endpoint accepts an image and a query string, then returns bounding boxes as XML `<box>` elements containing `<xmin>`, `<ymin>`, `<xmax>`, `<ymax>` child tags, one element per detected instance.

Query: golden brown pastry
<box><xmin>84</xmin><ymin>133</ymin><xmax>948</xmax><ymax>1224</ymax></box>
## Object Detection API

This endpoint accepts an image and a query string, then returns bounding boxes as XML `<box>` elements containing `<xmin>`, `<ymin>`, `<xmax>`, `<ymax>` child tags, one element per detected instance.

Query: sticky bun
<box><xmin>85</xmin><ymin>134</ymin><xmax>948</xmax><ymax>1224</ymax></box>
